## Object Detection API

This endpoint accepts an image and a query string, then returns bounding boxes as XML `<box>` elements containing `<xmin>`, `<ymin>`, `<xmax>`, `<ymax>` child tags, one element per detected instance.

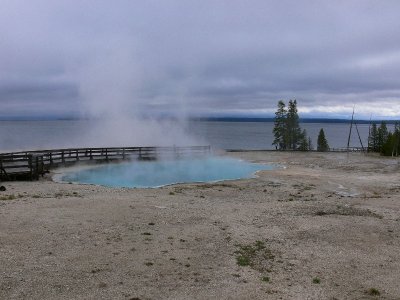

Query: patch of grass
<box><xmin>148</xmin><ymin>222</ymin><xmax>155</xmax><ymax>226</ymax></box>
<box><xmin>261</xmin><ymin>276</ymin><xmax>270</xmax><ymax>282</ymax></box>
<box><xmin>236</xmin><ymin>255</ymin><xmax>251</xmax><ymax>266</ymax></box>
<box><xmin>312</xmin><ymin>277</ymin><xmax>321</xmax><ymax>284</ymax></box>
<box><xmin>196</xmin><ymin>183</ymin><xmax>237</xmax><ymax>189</ymax></box>
<box><xmin>366</xmin><ymin>288</ymin><xmax>380</xmax><ymax>296</ymax></box>
<box><xmin>144</xmin><ymin>262</ymin><xmax>153</xmax><ymax>266</ymax></box>
<box><xmin>315</xmin><ymin>205</ymin><xmax>383</xmax><ymax>219</ymax></box>
<box><xmin>235</xmin><ymin>240</ymin><xmax>275</xmax><ymax>271</ymax></box>
<box><xmin>0</xmin><ymin>194</ymin><xmax>16</xmax><ymax>200</ymax></box>
<box><xmin>141</xmin><ymin>232</ymin><xmax>152</xmax><ymax>236</ymax></box>
<box><xmin>169</xmin><ymin>191</ymin><xmax>175</xmax><ymax>195</ymax></box>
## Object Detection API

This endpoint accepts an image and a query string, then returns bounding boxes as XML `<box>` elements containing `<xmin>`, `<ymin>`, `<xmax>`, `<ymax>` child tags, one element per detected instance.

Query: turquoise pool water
<box><xmin>61</xmin><ymin>156</ymin><xmax>274</xmax><ymax>188</ymax></box>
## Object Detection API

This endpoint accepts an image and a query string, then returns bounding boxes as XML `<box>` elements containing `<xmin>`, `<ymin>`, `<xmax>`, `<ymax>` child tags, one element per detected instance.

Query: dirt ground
<box><xmin>0</xmin><ymin>151</ymin><xmax>399</xmax><ymax>300</ymax></box>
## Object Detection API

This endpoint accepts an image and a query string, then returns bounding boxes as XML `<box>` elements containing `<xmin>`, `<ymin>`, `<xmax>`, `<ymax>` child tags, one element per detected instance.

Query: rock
<box><xmin>0</xmin><ymin>186</ymin><xmax>6</xmax><ymax>192</ymax></box>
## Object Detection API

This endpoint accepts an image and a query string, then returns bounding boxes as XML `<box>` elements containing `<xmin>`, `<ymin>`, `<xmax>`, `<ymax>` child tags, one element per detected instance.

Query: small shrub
<box><xmin>367</xmin><ymin>288</ymin><xmax>380</xmax><ymax>296</ymax></box>
<box><xmin>312</xmin><ymin>277</ymin><xmax>320</xmax><ymax>284</ymax></box>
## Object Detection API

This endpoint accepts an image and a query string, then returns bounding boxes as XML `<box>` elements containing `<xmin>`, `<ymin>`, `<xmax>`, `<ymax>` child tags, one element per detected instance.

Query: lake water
<box><xmin>60</xmin><ymin>157</ymin><xmax>274</xmax><ymax>188</ymax></box>
<box><xmin>0</xmin><ymin>119</ymin><xmax>388</xmax><ymax>152</ymax></box>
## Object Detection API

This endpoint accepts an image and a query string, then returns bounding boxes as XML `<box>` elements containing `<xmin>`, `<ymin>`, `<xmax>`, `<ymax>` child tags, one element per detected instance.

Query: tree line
<box><xmin>368</xmin><ymin>122</ymin><xmax>400</xmax><ymax>156</ymax></box>
<box><xmin>272</xmin><ymin>100</ymin><xmax>329</xmax><ymax>151</ymax></box>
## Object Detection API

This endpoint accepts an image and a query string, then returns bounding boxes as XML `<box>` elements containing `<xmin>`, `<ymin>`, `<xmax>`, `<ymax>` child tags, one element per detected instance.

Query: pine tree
<box><xmin>317</xmin><ymin>128</ymin><xmax>329</xmax><ymax>151</ymax></box>
<box><xmin>272</xmin><ymin>100</ymin><xmax>287</xmax><ymax>150</ymax></box>
<box><xmin>368</xmin><ymin>123</ymin><xmax>379</xmax><ymax>152</ymax></box>
<box><xmin>308</xmin><ymin>137</ymin><xmax>314</xmax><ymax>151</ymax></box>
<box><xmin>393</xmin><ymin>123</ymin><xmax>400</xmax><ymax>156</ymax></box>
<box><xmin>378</xmin><ymin>122</ymin><xmax>389</xmax><ymax>153</ymax></box>
<box><xmin>298</xmin><ymin>129</ymin><xmax>309</xmax><ymax>151</ymax></box>
<box><xmin>286</xmin><ymin>100</ymin><xmax>302</xmax><ymax>150</ymax></box>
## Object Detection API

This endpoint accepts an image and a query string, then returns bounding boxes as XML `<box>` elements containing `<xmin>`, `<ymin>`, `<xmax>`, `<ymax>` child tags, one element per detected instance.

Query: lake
<box><xmin>0</xmin><ymin>120</ymin><xmax>387</xmax><ymax>152</ymax></box>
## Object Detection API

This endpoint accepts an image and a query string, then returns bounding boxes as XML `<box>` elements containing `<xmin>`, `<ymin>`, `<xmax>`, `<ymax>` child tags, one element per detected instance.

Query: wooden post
<box><xmin>61</xmin><ymin>150</ymin><xmax>65</xmax><ymax>163</ymax></box>
<box><xmin>35</xmin><ymin>156</ymin><xmax>39</xmax><ymax>179</ymax></box>
<box><xmin>347</xmin><ymin>107</ymin><xmax>355</xmax><ymax>155</ymax></box>
<box><xmin>28</xmin><ymin>155</ymin><xmax>33</xmax><ymax>181</ymax></box>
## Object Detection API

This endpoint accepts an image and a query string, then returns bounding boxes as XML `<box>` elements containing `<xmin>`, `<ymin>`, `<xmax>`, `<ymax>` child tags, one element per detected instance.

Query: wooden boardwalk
<box><xmin>0</xmin><ymin>146</ymin><xmax>211</xmax><ymax>181</ymax></box>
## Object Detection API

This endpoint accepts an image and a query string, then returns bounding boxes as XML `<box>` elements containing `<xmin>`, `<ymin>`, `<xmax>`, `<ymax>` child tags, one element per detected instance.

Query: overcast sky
<box><xmin>1</xmin><ymin>0</ymin><xmax>400</xmax><ymax>120</ymax></box>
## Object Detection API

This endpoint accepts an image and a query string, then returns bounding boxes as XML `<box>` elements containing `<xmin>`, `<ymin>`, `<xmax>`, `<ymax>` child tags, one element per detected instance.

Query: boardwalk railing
<box><xmin>0</xmin><ymin>146</ymin><xmax>211</xmax><ymax>181</ymax></box>
<box><xmin>328</xmin><ymin>147</ymin><xmax>365</xmax><ymax>153</ymax></box>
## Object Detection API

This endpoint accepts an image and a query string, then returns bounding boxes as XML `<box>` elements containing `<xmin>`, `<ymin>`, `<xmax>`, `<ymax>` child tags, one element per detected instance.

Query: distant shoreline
<box><xmin>1</xmin><ymin>117</ymin><xmax>399</xmax><ymax>124</ymax></box>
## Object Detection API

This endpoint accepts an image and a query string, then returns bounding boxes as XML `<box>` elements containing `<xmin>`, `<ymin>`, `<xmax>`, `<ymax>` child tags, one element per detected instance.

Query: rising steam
<box><xmin>76</xmin><ymin>41</ymin><xmax>200</xmax><ymax>147</ymax></box>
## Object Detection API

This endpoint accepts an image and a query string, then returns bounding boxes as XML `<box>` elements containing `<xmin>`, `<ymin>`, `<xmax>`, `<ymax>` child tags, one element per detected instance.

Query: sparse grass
<box><xmin>236</xmin><ymin>255</ymin><xmax>251</xmax><ymax>266</ymax></box>
<box><xmin>196</xmin><ymin>183</ymin><xmax>238</xmax><ymax>189</ymax></box>
<box><xmin>367</xmin><ymin>288</ymin><xmax>380</xmax><ymax>296</ymax></box>
<box><xmin>235</xmin><ymin>240</ymin><xmax>275</xmax><ymax>271</ymax></box>
<box><xmin>312</xmin><ymin>277</ymin><xmax>321</xmax><ymax>284</ymax></box>
<box><xmin>315</xmin><ymin>205</ymin><xmax>383</xmax><ymax>219</ymax></box>
<box><xmin>0</xmin><ymin>194</ymin><xmax>16</xmax><ymax>200</ymax></box>
<box><xmin>54</xmin><ymin>191</ymin><xmax>81</xmax><ymax>198</ymax></box>
<box><xmin>261</xmin><ymin>276</ymin><xmax>270</xmax><ymax>282</ymax></box>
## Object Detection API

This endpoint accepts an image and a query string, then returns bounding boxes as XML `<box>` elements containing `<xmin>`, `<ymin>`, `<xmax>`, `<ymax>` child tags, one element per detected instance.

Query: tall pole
<box><xmin>347</xmin><ymin>106</ymin><xmax>355</xmax><ymax>153</ymax></box>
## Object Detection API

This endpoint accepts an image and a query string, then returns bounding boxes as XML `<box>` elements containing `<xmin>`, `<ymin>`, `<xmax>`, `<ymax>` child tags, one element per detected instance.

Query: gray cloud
<box><xmin>1</xmin><ymin>0</ymin><xmax>400</xmax><ymax>119</ymax></box>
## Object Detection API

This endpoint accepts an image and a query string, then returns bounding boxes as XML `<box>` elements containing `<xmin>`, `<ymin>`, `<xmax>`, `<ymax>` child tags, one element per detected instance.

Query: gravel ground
<box><xmin>0</xmin><ymin>151</ymin><xmax>399</xmax><ymax>300</ymax></box>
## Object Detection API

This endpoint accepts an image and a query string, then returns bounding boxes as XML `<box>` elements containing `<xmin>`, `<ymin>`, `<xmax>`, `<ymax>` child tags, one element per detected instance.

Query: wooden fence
<box><xmin>0</xmin><ymin>146</ymin><xmax>211</xmax><ymax>181</ymax></box>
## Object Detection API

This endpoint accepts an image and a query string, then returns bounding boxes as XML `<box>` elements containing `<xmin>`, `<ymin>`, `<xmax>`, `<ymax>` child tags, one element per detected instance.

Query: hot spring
<box><xmin>60</xmin><ymin>156</ymin><xmax>275</xmax><ymax>188</ymax></box>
